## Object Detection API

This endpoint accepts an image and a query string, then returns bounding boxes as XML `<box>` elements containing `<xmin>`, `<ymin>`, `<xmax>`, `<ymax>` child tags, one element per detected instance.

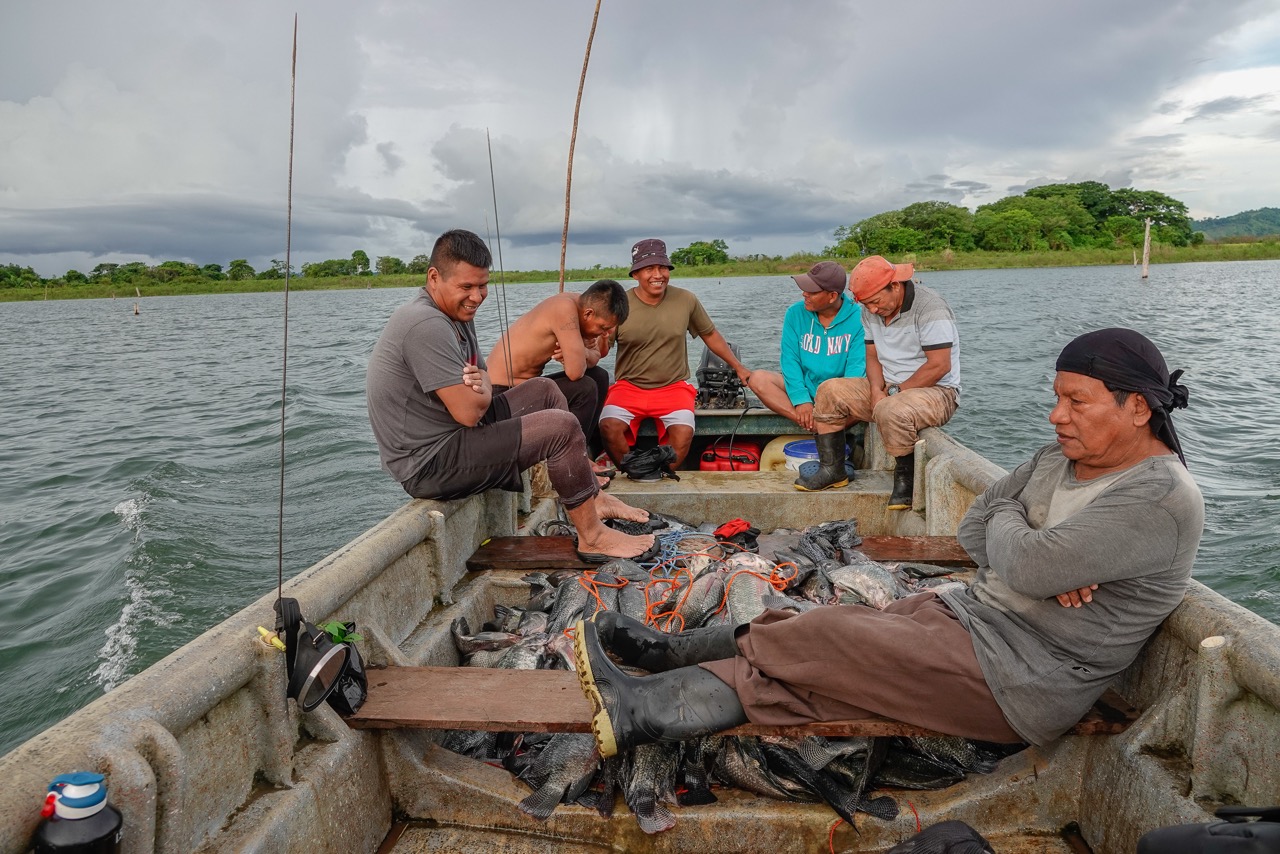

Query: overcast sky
<box><xmin>2</xmin><ymin>0</ymin><xmax>1279</xmax><ymax>278</ymax></box>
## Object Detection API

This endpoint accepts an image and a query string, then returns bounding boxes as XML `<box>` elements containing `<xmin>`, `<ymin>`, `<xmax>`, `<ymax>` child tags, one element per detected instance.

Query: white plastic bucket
<box><xmin>783</xmin><ymin>439</ymin><xmax>849</xmax><ymax>471</ymax></box>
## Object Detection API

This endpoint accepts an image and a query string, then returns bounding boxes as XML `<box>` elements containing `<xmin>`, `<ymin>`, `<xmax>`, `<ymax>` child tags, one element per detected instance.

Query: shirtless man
<box><xmin>366</xmin><ymin>229</ymin><xmax>653</xmax><ymax>562</ymax></box>
<box><xmin>487</xmin><ymin>279</ymin><xmax>628</xmax><ymax>458</ymax></box>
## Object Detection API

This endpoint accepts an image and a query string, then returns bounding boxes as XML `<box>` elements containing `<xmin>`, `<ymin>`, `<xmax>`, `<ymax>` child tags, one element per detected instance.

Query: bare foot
<box><xmin>594</xmin><ymin>491</ymin><xmax>650</xmax><ymax>522</ymax></box>
<box><xmin>597</xmin><ymin>475</ymin><xmax>612</xmax><ymax>488</ymax></box>
<box><xmin>576</xmin><ymin>526</ymin><xmax>655</xmax><ymax>560</ymax></box>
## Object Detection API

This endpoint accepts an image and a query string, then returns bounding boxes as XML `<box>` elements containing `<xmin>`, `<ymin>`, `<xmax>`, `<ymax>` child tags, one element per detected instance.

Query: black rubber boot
<box><xmin>888</xmin><ymin>453</ymin><xmax>914</xmax><ymax>510</ymax></box>
<box><xmin>574</xmin><ymin>618</ymin><xmax>747</xmax><ymax>758</ymax></box>
<box><xmin>593</xmin><ymin>611</ymin><xmax>739</xmax><ymax>673</ymax></box>
<box><xmin>794</xmin><ymin>430</ymin><xmax>850</xmax><ymax>492</ymax></box>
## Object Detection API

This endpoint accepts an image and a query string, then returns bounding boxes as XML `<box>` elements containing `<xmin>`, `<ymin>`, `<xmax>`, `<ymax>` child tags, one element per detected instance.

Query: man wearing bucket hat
<box><xmin>599</xmin><ymin>238</ymin><xmax>752</xmax><ymax>471</ymax></box>
<box><xmin>746</xmin><ymin>261</ymin><xmax>865</xmax><ymax>437</ymax></box>
<box><xmin>796</xmin><ymin>256</ymin><xmax>961</xmax><ymax>508</ymax></box>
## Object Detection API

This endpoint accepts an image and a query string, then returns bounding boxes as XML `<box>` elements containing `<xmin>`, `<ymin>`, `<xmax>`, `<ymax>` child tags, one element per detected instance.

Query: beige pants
<box><xmin>813</xmin><ymin>377</ymin><xmax>958</xmax><ymax>458</ymax></box>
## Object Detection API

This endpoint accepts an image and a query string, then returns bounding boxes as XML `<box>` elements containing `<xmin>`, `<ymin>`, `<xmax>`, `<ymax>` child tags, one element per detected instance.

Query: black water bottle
<box><xmin>32</xmin><ymin>772</ymin><xmax>123</xmax><ymax>854</ymax></box>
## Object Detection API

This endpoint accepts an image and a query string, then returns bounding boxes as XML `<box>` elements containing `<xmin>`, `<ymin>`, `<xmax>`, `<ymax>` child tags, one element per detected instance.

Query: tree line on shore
<box><xmin>2</xmin><ymin>181</ymin><xmax>1274</xmax><ymax>292</ymax></box>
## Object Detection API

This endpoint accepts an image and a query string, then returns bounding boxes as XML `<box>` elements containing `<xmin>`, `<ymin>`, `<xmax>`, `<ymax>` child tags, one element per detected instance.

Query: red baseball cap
<box><xmin>851</xmin><ymin>255</ymin><xmax>914</xmax><ymax>302</ymax></box>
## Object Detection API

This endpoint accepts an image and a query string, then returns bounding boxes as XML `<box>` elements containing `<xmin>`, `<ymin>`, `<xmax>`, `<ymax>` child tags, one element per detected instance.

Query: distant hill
<box><xmin>1194</xmin><ymin>207</ymin><xmax>1280</xmax><ymax>239</ymax></box>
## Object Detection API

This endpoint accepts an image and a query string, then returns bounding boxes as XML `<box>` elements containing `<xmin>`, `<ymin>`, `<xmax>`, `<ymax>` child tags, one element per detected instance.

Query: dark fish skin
<box><xmin>873</xmin><ymin>744</ymin><xmax>966</xmax><ymax>790</ymax></box>
<box><xmin>825</xmin><ymin>737</ymin><xmax>889</xmax><ymax>811</ymax></box>
<box><xmin>483</xmin><ymin>604</ymin><xmax>524</xmax><ymax>634</ymax></box>
<box><xmin>584</xmin><ymin>571</ymin><xmax>622</xmax><ymax>620</ymax></box>
<box><xmin>616</xmin><ymin>579</ymin><xmax>649</xmax><ymax>624</ymax></box>
<box><xmin>761</xmin><ymin>594</ymin><xmax>820</xmax><ymax>614</ymax></box>
<box><xmin>522</xmin><ymin>572</ymin><xmax>559</xmax><ymax>612</ymax></box>
<box><xmin>789</xmin><ymin>735</ymin><xmax>875</xmax><ymax>772</ymax></box>
<box><xmin>464</xmin><ymin>648</ymin><xmax>507</xmax><ymax>668</ymax></box>
<box><xmin>676</xmin><ymin>738</ymin><xmax>718</xmax><ymax>806</ymax></box>
<box><xmin>799</xmin><ymin>564</ymin><xmax>835</xmax><ymax>604</ymax></box>
<box><xmin>623</xmin><ymin>742</ymin><xmax>681</xmax><ymax>834</ymax></box>
<box><xmin>896</xmin><ymin>561</ymin><xmax>956</xmax><ymax>579</ymax></box>
<box><xmin>674</xmin><ymin>570</ymin><xmax>727</xmax><ymax>630</ymax></box>
<box><xmin>439</xmin><ymin>728</ymin><xmax>498</xmax><ymax>760</ymax></box>
<box><xmin>516</xmin><ymin>733</ymin><xmax>602</xmax><ymax>821</ymax></box>
<box><xmin>515</xmin><ymin>609</ymin><xmax>550</xmax><ymax>636</ymax></box>
<box><xmin>547</xmin><ymin>573</ymin><xmax>592</xmax><ymax>635</ymax></box>
<box><xmin>724</xmin><ymin>570</ymin><xmax>775</xmax><ymax>626</ymax></box>
<box><xmin>575</xmin><ymin>754</ymin><xmax>622</xmax><ymax>818</ymax></box>
<box><xmin>759</xmin><ymin>741</ymin><xmax>871</xmax><ymax>827</ymax></box>
<box><xmin>497</xmin><ymin>632</ymin><xmax>549</xmax><ymax>670</ymax></box>
<box><xmin>712</xmin><ymin>737</ymin><xmax>816</xmax><ymax>802</ymax></box>
<box><xmin>904</xmin><ymin>735</ymin><xmax>982</xmax><ymax>773</ymax></box>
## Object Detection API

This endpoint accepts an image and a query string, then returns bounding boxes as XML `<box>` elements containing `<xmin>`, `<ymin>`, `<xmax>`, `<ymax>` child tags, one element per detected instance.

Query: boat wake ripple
<box><xmin>93</xmin><ymin>497</ymin><xmax>177</xmax><ymax>692</ymax></box>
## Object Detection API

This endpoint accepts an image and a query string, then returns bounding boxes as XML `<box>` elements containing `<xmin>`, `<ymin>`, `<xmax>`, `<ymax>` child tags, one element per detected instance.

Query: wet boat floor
<box><xmin>381</xmin><ymin>820</ymin><xmax>1090</xmax><ymax>853</ymax></box>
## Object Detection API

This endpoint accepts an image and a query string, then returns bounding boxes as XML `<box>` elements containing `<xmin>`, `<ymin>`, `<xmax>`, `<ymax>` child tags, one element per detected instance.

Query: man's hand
<box><xmin>736</xmin><ymin>364</ymin><xmax>752</xmax><ymax>385</ymax></box>
<box><xmin>869</xmin><ymin>385</ymin><xmax>888</xmax><ymax>409</ymax></box>
<box><xmin>550</xmin><ymin>344</ymin><xmax>564</xmax><ymax>365</ymax></box>
<box><xmin>462</xmin><ymin>363</ymin><xmax>488</xmax><ymax>395</ymax></box>
<box><xmin>794</xmin><ymin>402</ymin><xmax>814</xmax><ymax>432</ymax></box>
<box><xmin>1056</xmin><ymin>584</ymin><xmax>1098</xmax><ymax>608</ymax></box>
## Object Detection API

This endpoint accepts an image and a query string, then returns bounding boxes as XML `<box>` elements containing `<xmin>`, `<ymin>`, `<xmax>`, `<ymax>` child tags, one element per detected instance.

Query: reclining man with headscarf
<box><xmin>572</xmin><ymin>328</ymin><xmax>1204</xmax><ymax>756</ymax></box>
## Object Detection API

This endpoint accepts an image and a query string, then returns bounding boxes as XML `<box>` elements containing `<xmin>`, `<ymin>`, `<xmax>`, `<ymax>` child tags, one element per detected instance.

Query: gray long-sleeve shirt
<box><xmin>939</xmin><ymin>442</ymin><xmax>1203</xmax><ymax>745</ymax></box>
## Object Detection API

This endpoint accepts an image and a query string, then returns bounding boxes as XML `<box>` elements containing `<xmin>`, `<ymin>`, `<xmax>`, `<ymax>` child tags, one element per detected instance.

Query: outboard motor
<box><xmin>695</xmin><ymin>342</ymin><xmax>746</xmax><ymax>409</ymax></box>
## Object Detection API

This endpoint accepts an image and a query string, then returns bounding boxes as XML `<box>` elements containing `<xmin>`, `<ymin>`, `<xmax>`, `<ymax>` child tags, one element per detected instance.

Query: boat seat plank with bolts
<box><xmin>345</xmin><ymin>665</ymin><xmax>1136</xmax><ymax>738</ymax></box>
<box><xmin>465</xmin><ymin>535</ymin><xmax>978</xmax><ymax>573</ymax></box>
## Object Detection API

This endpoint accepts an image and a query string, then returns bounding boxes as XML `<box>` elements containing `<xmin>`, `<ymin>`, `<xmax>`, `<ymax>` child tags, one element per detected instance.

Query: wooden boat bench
<box><xmin>345</xmin><ymin>666</ymin><xmax>1138</xmax><ymax>738</ymax></box>
<box><xmin>466</xmin><ymin>534</ymin><xmax>979</xmax><ymax>572</ymax></box>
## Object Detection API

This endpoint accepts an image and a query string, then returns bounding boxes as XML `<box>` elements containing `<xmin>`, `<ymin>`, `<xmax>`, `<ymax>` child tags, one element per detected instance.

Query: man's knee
<box><xmin>527</xmin><ymin>376</ymin><xmax>568</xmax><ymax>410</ymax></box>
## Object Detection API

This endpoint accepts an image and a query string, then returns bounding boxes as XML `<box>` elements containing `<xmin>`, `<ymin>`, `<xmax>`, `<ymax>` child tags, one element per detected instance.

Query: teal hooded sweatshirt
<box><xmin>779</xmin><ymin>294</ymin><xmax>866</xmax><ymax>406</ymax></box>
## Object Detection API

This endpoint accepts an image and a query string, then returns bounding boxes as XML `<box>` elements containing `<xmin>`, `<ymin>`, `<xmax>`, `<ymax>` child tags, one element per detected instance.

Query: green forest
<box><xmin>3</xmin><ymin>181</ymin><xmax>1278</xmax><ymax>300</ymax></box>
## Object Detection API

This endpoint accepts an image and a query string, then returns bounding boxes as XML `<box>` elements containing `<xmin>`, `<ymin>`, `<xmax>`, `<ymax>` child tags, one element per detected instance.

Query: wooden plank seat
<box><xmin>346</xmin><ymin>665</ymin><xmax>1136</xmax><ymax>738</ymax></box>
<box><xmin>465</xmin><ymin>535</ymin><xmax>977</xmax><ymax>573</ymax></box>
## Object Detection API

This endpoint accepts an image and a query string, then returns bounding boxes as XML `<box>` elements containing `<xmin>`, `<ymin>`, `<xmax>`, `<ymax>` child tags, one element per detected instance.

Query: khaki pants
<box><xmin>812</xmin><ymin>377</ymin><xmax>958</xmax><ymax>458</ymax></box>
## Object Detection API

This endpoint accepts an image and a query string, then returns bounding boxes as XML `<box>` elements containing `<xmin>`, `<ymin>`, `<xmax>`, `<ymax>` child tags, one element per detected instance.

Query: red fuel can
<box><xmin>699</xmin><ymin>440</ymin><xmax>761</xmax><ymax>472</ymax></box>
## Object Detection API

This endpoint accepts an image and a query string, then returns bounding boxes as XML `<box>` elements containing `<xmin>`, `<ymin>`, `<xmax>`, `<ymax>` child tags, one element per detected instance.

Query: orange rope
<box><xmin>578</xmin><ymin>570</ymin><xmax>628</xmax><ymax>618</ymax></box>
<box><xmin>715</xmin><ymin>562</ymin><xmax>798</xmax><ymax>616</ymax></box>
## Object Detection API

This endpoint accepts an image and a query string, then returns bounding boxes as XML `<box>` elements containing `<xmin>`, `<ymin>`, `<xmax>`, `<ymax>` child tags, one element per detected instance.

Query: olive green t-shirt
<box><xmin>614</xmin><ymin>285</ymin><xmax>716</xmax><ymax>388</ymax></box>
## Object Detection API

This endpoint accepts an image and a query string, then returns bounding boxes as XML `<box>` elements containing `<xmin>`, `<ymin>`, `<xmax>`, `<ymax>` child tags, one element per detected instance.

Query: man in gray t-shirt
<box><xmin>365</xmin><ymin>229</ymin><xmax>656</xmax><ymax>563</ymax></box>
<box><xmin>797</xmin><ymin>256</ymin><xmax>961</xmax><ymax>511</ymax></box>
<box><xmin>570</xmin><ymin>328</ymin><xmax>1204</xmax><ymax>759</ymax></box>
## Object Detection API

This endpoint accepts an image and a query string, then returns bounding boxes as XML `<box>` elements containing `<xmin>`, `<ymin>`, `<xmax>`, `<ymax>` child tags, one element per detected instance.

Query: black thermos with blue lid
<box><xmin>32</xmin><ymin>772</ymin><xmax>123</xmax><ymax>853</ymax></box>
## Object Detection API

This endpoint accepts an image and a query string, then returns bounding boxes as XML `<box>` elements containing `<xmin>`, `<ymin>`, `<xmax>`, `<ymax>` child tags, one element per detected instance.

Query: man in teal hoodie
<box><xmin>747</xmin><ymin>261</ymin><xmax>865</xmax><ymax>445</ymax></box>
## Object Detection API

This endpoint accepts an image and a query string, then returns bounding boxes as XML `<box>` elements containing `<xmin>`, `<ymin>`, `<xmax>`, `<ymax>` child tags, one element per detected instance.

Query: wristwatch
<box><xmin>886</xmin><ymin>384</ymin><xmax>901</xmax><ymax>395</ymax></box>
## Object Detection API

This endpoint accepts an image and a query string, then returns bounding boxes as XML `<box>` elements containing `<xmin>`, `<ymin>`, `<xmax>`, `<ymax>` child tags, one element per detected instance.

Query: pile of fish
<box><xmin>439</xmin><ymin>515</ymin><xmax>1018</xmax><ymax>834</ymax></box>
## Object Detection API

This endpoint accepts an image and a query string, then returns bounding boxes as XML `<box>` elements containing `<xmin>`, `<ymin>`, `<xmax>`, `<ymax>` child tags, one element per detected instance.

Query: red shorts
<box><xmin>600</xmin><ymin>379</ymin><xmax>697</xmax><ymax>445</ymax></box>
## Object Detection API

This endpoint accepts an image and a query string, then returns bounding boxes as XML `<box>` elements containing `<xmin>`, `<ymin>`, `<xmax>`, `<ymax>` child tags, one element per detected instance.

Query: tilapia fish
<box><xmin>827</xmin><ymin>561</ymin><xmax>900</xmax><ymax>610</ymax></box>
<box><xmin>450</xmin><ymin>616</ymin><xmax>522</xmax><ymax>656</ymax></box>
<box><xmin>724</xmin><ymin>569</ymin><xmax>778</xmax><ymax>626</ymax></box>
<box><xmin>623</xmin><ymin>742</ymin><xmax>681</xmax><ymax>834</ymax></box>
<box><xmin>516</xmin><ymin>732</ymin><xmax>602</xmax><ymax>821</ymax></box>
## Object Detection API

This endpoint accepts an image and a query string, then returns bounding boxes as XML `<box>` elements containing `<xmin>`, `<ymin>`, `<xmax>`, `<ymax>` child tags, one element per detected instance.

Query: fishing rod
<box><xmin>486</xmin><ymin>128</ymin><xmax>515</xmax><ymax>387</ymax></box>
<box><xmin>276</xmin><ymin>14</ymin><xmax>298</xmax><ymax>604</ymax></box>
<box><xmin>558</xmin><ymin>0</ymin><xmax>603</xmax><ymax>292</ymax></box>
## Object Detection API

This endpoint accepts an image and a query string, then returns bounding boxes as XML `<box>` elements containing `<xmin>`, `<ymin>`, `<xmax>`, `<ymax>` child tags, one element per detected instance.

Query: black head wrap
<box><xmin>1055</xmin><ymin>328</ymin><xmax>1189</xmax><ymax>465</ymax></box>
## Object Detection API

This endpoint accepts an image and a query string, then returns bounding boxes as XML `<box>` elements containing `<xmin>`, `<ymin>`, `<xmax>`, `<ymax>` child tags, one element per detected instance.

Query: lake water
<box><xmin>1</xmin><ymin>260</ymin><xmax>1277</xmax><ymax>756</ymax></box>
